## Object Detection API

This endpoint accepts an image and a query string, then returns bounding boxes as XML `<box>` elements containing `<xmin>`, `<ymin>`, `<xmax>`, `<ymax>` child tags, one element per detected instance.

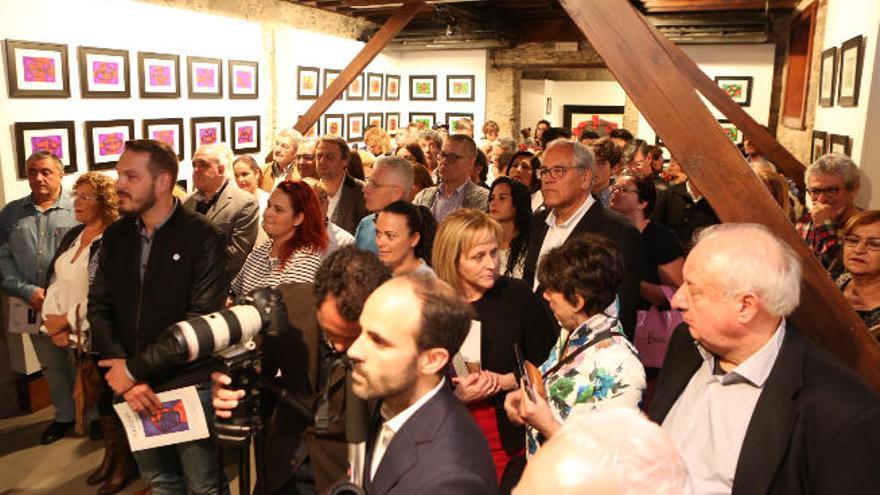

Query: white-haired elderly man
<box><xmin>355</xmin><ymin>155</ymin><xmax>415</xmax><ymax>253</ymax></box>
<box><xmin>185</xmin><ymin>143</ymin><xmax>259</xmax><ymax>279</ymax></box>
<box><xmin>648</xmin><ymin>223</ymin><xmax>880</xmax><ymax>495</ymax></box>
<box><xmin>260</xmin><ymin>128</ymin><xmax>304</xmax><ymax>191</ymax></box>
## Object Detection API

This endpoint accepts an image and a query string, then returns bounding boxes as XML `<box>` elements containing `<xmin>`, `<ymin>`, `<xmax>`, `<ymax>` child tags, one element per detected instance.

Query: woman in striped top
<box><xmin>231</xmin><ymin>179</ymin><xmax>329</xmax><ymax>296</ymax></box>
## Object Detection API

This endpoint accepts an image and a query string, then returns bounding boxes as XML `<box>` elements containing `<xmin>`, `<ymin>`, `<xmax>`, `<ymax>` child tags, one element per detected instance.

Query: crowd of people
<box><xmin>0</xmin><ymin>114</ymin><xmax>878</xmax><ymax>495</ymax></box>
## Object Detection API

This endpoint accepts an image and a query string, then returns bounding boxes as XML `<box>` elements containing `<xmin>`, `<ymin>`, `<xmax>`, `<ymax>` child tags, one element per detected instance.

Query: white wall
<box><xmin>546</xmin><ymin>80</ymin><xmax>627</xmax><ymax>126</ymax></box>
<box><xmin>520</xmin><ymin>79</ymin><xmax>546</xmax><ymax>132</ymax></box>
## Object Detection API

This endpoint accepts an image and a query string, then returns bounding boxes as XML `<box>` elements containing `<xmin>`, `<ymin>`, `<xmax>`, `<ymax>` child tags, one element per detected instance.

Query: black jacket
<box><xmin>88</xmin><ymin>205</ymin><xmax>229</xmax><ymax>391</ymax></box>
<box><xmin>649</xmin><ymin>181</ymin><xmax>719</xmax><ymax>252</ymax></box>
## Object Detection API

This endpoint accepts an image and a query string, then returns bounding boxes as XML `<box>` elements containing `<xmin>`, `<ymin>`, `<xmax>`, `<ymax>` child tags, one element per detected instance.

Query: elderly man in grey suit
<box><xmin>317</xmin><ymin>135</ymin><xmax>368</xmax><ymax>235</ymax></box>
<box><xmin>185</xmin><ymin>143</ymin><xmax>259</xmax><ymax>279</ymax></box>
<box><xmin>413</xmin><ymin>134</ymin><xmax>488</xmax><ymax>223</ymax></box>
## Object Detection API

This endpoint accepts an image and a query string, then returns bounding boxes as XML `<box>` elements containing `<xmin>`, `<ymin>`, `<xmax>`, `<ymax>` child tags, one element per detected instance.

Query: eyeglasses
<box><xmin>365</xmin><ymin>179</ymin><xmax>396</xmax><ymax>189</ymax></box>
<box><xmin>537</xmin><ymin>166</ymin><xmax>585</xmax><ymax>180</ymax></box>
<box><xmin>842</xmin><ymin>235</ymin><xmax>880</xmax><ymax>251</ymax></box>
<box><xmin>807</xmin><ymin>186</ymin><xmax>842</xmax><ymax>197</ymax></box>
<box><xmin>73</xmin><ymin>194</ymin><xmax>98</xmax><ymax>202</ymax></box>
<box><xmin>610</xmin><ymin>185</ymin><xmax>638</xmax><ymax>195</ymax></box>
<box><xmin>439</xmin><ymin>151</ymin><xmax>465</xmax><ymax>163</ymax></box>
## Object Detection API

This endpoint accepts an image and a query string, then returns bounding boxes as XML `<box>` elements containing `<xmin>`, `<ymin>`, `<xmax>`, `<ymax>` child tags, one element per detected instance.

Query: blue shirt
<box><xmin>355</xmin><ymin>214</ymin><xmax>378</xmax><ymax>253</ymax></box>
<box><xmin>0</xmin><ymin>190</ymin><xmax>78</xmax><ymax>301</ymax></box>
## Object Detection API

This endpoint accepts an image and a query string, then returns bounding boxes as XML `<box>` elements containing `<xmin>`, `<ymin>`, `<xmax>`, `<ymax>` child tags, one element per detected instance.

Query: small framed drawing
<box><xmin>229</xmin><ymin>60</ymin><xmax>258</xmax><ymax>99</ymax></box>
<box><xmin>346</xmin><ymin>73</ymin><xmax>364</xmax><ymax>100</ymax></box>
<box><xmin>13</xmin><ymin>121</ymin><xmax>77</xmax><ymax>178</ymax></box>
<box><xmin>323</xmin><ymin>114</ymin><xmax>345</xmax><ymax>139</ymax></box>
<box><xmin>409</xmin><ymin>75</ymin><xmax>436</xmax><ymax>101</ymax></box>
<box><xmin>138</xmin><ymin>51</ymin><xmax>180</xmax><ymax>98</ymax></box>
<box><xmin>838</xmin><ymin>35</ymin><xmax>864</xmax><ymax>107</ymax></box>
<box><xmin>810</xmin><ymin>130</ymin><xmax>827</xmax><ymax>163</ymax></box>
<box><xmin>324</xmin><ymin>69</ymin><xmax>341</xmax><ymax>101</ymax></box>
<box><xmin>230</xmin><ymin>116</ymin><xmax>261</xmax><ymax>154</ymax></box>
<box><xmin>385</xmin><ymin>113</ymin><xmax>400</xmax><ymax>133</ymax></box>
<box><xmin>143</xmin><ymin>118</ymin><xmax>184</xmax><ymax>159</ymax></box>
<box><xmin>717</xmin><ymin>119</ymin><xmax>742</xmax><ymax>144</ymax></box>
<box><xmin>818</xmin><ymin>47</ymin><xmax>837</xmax><ymax>107</ymax></box>
<box><xmin>829</xmin><ymin>134</ymin><xmax>852</xmax><ymax>156</ymax></box>
<box><xmin>714</xmin><ymin>76</ymin><xmax>753</xmax><ymax>107</ymax></box>
<box><xmin>5</xmin><ymin>39</ymin><xmax>70</xmax><ymax>98</ymax></box>
<box><xmin>367</xmin><ymin>73</ymin><xmax>384</xmax><ymax>101</ymax></box>
<box><xmin>299</xmin><ymin>115</ymin><xmax>319</xmax><ymax>138</ymax></box>
<box><xmin>409</xmin><ymin>112</ymin><xmax>436</xmax><ymax>131</ymax></box>
<box><xmin>190</xmin><ymin>117</ymin><xmax>226</xmax><ymax>156</ymax></box>
<box><xmin>446</xmin><ymin>113</ymin><xmax>474</xmax><ymax>134</ymax></box>
<box><xmin>447</xmin><ymin>75</ymin><xmax>475</xmax><ymax>102</ymax></box>
<box><xmin>84</xmin><ymin>119</ymin><xmax>134</xmax><ymax>170</ymax></box>
<box><xmin>385</xmin><ymin>74</ymin><xmax>400</xmax><ymax>101</ymax></box>
<box><xmin>187</xmin><ymin>56</ymin><xmax>222</xmax><ymax>99</ymax></box>
<box><xmin>297</xmin><ymin>66</ymin><xmax>320</xmax><ymax>100</ymax></box>
<box><xmin>77</xmin><ymin>46</ymin><xmax>130</xmax><ymax>98</ymax></box>
<box><xmin>367</xmin><ymin>112</ymin><xmax>384</xmax><ymax>129</ymax></box>
<box><xmin>347</xmin><ymin>113</ymin><xmax>365</xmax><ymax>142</ymax></box>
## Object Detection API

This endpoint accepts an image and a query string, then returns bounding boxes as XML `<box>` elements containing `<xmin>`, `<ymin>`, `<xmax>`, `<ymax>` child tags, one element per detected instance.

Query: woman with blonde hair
<box><xmin>364</xmin><ymin>126</ymin><xmax>391</xmax><ymax>157</ymax></box>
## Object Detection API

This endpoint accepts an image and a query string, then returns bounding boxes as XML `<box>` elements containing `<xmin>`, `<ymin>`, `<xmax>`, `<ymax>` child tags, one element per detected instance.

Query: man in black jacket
<box><xmin>91</xmin><ymin>139</ymin><xmax>229</xmax><ymax>495</ymax></box>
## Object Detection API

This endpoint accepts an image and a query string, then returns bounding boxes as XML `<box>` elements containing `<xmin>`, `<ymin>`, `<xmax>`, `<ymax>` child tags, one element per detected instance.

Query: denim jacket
<box><xmin>0</xmin><ymin>190</ymin><xmax>78</xmax><ymax>301</ymax></box>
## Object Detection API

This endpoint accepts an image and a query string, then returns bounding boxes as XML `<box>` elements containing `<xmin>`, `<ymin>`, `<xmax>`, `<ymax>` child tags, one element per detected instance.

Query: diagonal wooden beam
<box><xmin>293</xmin><ymin>1</ymin><xmax>425</xmax><ymax>135</ymax></box>
<box><xmin>558</xmin><ymin>0</ymin><xmax>880</xmax><ymax>388</ymax></box>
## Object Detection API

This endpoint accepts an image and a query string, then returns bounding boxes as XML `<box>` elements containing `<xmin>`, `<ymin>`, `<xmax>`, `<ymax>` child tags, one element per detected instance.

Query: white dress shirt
<box><xmin>534</xmin><ymin>194</ymin><xmax>595</xmax><ymax>290</ymax></box>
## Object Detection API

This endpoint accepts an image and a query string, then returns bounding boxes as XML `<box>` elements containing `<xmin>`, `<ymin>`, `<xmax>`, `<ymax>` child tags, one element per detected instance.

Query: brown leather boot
<box><xmin>86</xmin><ymin>416</ymin><xmax>118</xmax><ymax>485</ymax></box>
<box><xmin>96</xmin><ymin>416</ymin><xmax>139</xmax><ymax>495</ymax></box>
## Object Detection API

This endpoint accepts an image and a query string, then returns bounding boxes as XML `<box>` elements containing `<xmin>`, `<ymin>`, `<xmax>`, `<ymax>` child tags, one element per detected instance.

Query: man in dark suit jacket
<box><xmin>647</xmin><ymin>223</ymin><xmax>880</xmax><ymax>494</ymax></box>
<box><xmin>348</xmin><ymin>274</ymin><xmax>497</xmax><ymax>495</ymax></box>
<box><xmin>649</xmin><ymin>179</ymin><xmax>719</xmax><ymax>252</ymax></box>
<box><xmin>318</xmin><ymin>135</ymin><xmax>368</xmax><ymax>235</ymax></box>
<box><xmin>522</xmin><ymin>139</ymin><xmax>642</xmax><ymax>338</ymax></box>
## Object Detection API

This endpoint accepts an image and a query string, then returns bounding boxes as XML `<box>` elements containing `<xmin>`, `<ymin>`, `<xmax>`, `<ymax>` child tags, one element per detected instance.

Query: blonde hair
<box><xmin>432</xmin><ymin>209</ymin><xmax>503</xmax><ymax>293</ymax></box>
<box><xmin>364</xmin><ymin>127</ymin><xmax>391</xmax><ymax>155</ymax></box>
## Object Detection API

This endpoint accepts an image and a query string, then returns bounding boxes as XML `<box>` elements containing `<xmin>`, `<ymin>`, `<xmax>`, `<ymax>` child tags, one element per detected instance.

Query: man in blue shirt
<box><xmin>0</xmin><ymin>151</ymin><xmax>78</xmax><ymax>444</ymax></box>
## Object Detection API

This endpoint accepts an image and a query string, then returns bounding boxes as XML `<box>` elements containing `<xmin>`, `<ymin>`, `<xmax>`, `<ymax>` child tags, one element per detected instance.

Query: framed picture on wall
<box><xmin>143</xmin><ymin>118</ymin><xmax>184</xmax><ymax>159</ymax></box>
<box><xmin>347</xmin><ymin>113</ymin><xmax>365</xmax><ymax>142</ymax></box>
<box><xmin>190</xmin><ymin>117</ymin><xmax>226</xmax><ymax>156</ymax></box>
<box><xmin>323</xmin><ymin>114</ymin><xmax>345</xmax><ymax>139</ymax></box>
<box><xmin>446</xmin><ymin>113</ymin><xmax>474</xmax><ymax>135</ymax></box>
<box><xmin>818</xmin><ymin>47</ymin><xmax>837</xmax><ymax>107</ymax></box>
<box><xmin>409</xmin><ymin>112</ymin><xmax>435</xmax><ymax>131</ymax></box>
<box><xmin>187</xmin><ymin>56</ymin><xmax>222</xmax><ymax>98</ymax></box>
<box><xmin>829</xmin><ymin>134</ymin><xmax>852</xmax><ymax>156</ymax></box>
<box><xmin>138</xmin><ymin>51</ymin><xmax>180</xmax><ymax>98</ymax></box>
<box><xmin>230</xmin><ymin>116</ymin><xmax>261</xmax><ymax>154</ymax></box>
<box><xmin>838</xmin><ymin>35</ymin><xmax>864</xmax><ymax>107</ymax></box>
<box><xmin>385</xmin><ymin>74</ymin><xmax>400</xmax><ymax>101</ymax></box>
<box><xmin>5</xmin><ymin>39</ymin><xmax>70</xmax><ymax>98</ymax></box>
<box><xmin>562</xmin><ymin>105</ymin><xmax>624</xmax><ymax>134</ymax></box>
<box><xmin>77</xmin><ymin>46</ymin><xmax>130</xmax><ymax>98</ymax></box>
<box><xmin>299</xmin><ymin>115</ymin><xmax>319</xmax><ymax>138</ymax></box>
<box><xmin>810</xmin><ymin>130</ymin><xmax>827</xmax><ymax>163</ymax></box>
<box><xmin>324</xmin><ymin>69</ymin><xmax>341</xmax><ymax>100</ymax></box>
<box><xmin>714</xmin><ymin>76</ymin><xmax>753</xmax><ymax>107</ymax></box>
<box><xmin>297</xmin><ymin>66</ymin><xmax>320</xmax><ymax>100</ymax></box>
<box><xmin>13</xmin><ymin>121</ymin><xmax>77</xmax><ymax>178</ymax></box>
<box><xmin>409</xmin><ymin>75</ymin><xmax>436</xmax><ymax>101</ymax></box>
<box><xmin>718</xmin><ymin>119</ymin><xmax>743</xmax><ymax>144</ymax></box>
<box><xmin>367</xmin><ymin>112</ymin><xmax>384</xmax><ymax>129</ymax></box>
<box><xmin>367</xmin><ymin>73</ymin><xmax>384</xmax><ymax>100</ymax></box>
<box><xmin>447</xmin><ymin>75</ymin><xmax>475</xmax><ymax>102</ymax></box>
<box><xmin>385</xmin><ymin>113</ymin><xmax>400</xmax><ymax>133</ymax></box>
<box><xmin>346</xmin><ymin>73</ymin><xmax>364</xmax><ymax>100</ymax></box>
<box><xmin>84</xmin><ymin>119</ymin><xmax>134</xmax><ymax>170</ymax></box>
<box><xmin>229</xmin><ymin>60</ymin><xmax>258</xmax><ymax>99</ymax></box>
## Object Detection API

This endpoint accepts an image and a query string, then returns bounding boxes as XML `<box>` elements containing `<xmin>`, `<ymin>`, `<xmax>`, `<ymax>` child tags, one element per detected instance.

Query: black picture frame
<box><xmin>409</xmin><ymin>75</ymin><xmax>436</xmax><ymax>101</ymax></box>
<box><xmin>229</xmin><ymin>59</ymin><xmax>258</xmax><ymax>99</ymax></box>
<box><xmin>84</xmin><ymin>119</ymin><xmax>134</xmax><ymax>170</ymax></box>
<box><xmin>323</xmin><ymin>114</ymin><xmax>345</xmax><ymax>139</ymax></box>
<box><xmin>230</xmin><ymin>116</ymin><xmax>261</xmax><ymax>154</ymax></box>
<box><xmin>446</xmin><ymin>75</ymin><xmax>475</xmax><ymax>102</ymax></box>
<box><xmin>142</xmin><ymin>118</ymin><xmax>185</xmax><ymax>159</ymax></box>
<box><xmin>367</xmin><ymin>73</ymin><xmax>384</xmax><ymax>101</ymax></box>
<box><xmin>718</xmin><ymin>119</ymin><xmax>743</xmax><ymax>144</ymax></box>
<box><xmin>367</xmin><ymin>112</ymin><xmax>384</xmax><ymax>129</ymax></box>
<box><xmin>190</xmin><ymin>116</ymin><xmax>226</xmax><ymax>156</ymax></box>
<box><xmin>810</xmin><ymin>130</ymin><xmax>827</xmax><ymax>163</ymax></box>
<box><xmin>385</xmin><ymin>74</ymin><xmax>400</xmax><ymax>101</ymax></box>
<box><xmin>297</xmin><ymin>66</ymin><xmax>320</xmax><ymax>100</ymax></box>
<box><xmin>714</xmin><ymin>76</ymin><xmax>753</xmax><ymax>107</ymax></box>
<box><xmin>385</xmin><ymin>112</ymin><xmax>400</xmax><ymax>134</ymax></box>
<box><xmin>5</xmin><ymin>39</ymin><xmax>70</xmax><ymax>98</ymax></box>
<box><xmin>187</xmin><ymin>56</ymin><xmax>223</xmax><ymax>99</ymax></box>
<box><xmin>818</xmin><ymin>47</ymin><xmax>837</xmax><ymax>107</ymax></box>
<box><xmin>409</xmin><ymin>112</ymin><xmax>436</xmax><ymax>130</ymax></box>
<box><xmin>346</xmin><ymin>73</ymin><xmax>364</xmax><ymax>101</ymax></box>
<box><xmin>838</xmin><ymin>35</ymin><xmax>864</xmax><ymax>107</ymax></box>
<box><xmin>446</xmin><ymin>113</ymin><xmax>474</xmax><ymax>134</ymax></box>
<box><xmin>829</xmin><ymin>133</ymin><xmax>852</xmax><ymax>156</ymax></box>
<box><xmin>77</xmin><ymin>46</ymin><xmax>130</xmax><ymax>98</ymax></box>
<box><xmin>324</xmin><ymin>69</ymin><xmax>341</xmax><ymax>101</ymax></box>
<box><xmin>13</xmin><ymin>121</ymin><xmax>77</xmax><ymax>178</ymax></box>
<box><xmin>347</xmin><ymin>113</ymin><xmax>365</xmax><ymax>142</ymax></box>
<box><xmin>561</xmin><ymin>105</ymin><xmax>625</xmax><ymax>130</ymax></box>
<box><xmin>137</xmin><ymin>51</ymin><xmax>180</xmax><ymax>98</ymax></box>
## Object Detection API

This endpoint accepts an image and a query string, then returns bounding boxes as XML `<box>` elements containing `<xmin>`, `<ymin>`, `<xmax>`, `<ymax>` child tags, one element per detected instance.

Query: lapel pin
<box><xmin>173</xmin><ymin>253</ymin><xmax>181</xmax><ymax>261</ymax></box>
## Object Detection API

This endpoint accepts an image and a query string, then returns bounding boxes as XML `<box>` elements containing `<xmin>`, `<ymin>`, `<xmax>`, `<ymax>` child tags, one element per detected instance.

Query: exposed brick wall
<box><xmin>486</xmin><ymin>66</ymin><xmax>520</xmax><ymax>138</ymax></box>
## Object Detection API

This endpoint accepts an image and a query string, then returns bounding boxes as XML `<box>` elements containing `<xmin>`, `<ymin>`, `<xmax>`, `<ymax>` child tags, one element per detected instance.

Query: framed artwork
<box><xmin>829</xmin><ymin>134</ymin><xmax>852</xmax><ymax>156</ymax></box>
<box><xmin>385</xmin><ymin>113</ymin><xmax>400</xmax><ymax>133</ymax></box>
<box><xmin>447</xmin><ymin>75</ymin><xmax>475</xmax><ymax>102</ymax></box>
<box><xmin>718</xmin><ymin>119</ymin><xmax>743</xmax><ymax>144</ymax></box>
<box><xmin>714</xmin><ymin>76</ymin><xmax>753</xmax><ymax>107</ymax></box>
<box><xmin>77</xmin><ymin>46</ymin><xmax>130</xmax><ymax>98</ymax></box>
<box><xmin>84</xmin><ymin>119</ymin><xmax>134</xmax><ymax>170</ymax></box>
<box><xmin>810</xmin><ymin>130</ymin><xmax>827</xmax><ymax>163</ymax></box>
<box><xmin>143</xmin><ymin>118</ymin><xmax>184</xmax><ymax>159</ymax></box>
<box><xmin>138</xmin><ymin>51</ymin><xmax>180</xmax><ymax>98</ymax></box>
<box><xmin>838</xmin><ymin>35</ymin><xmax>864</xmax><ymax>107</ymax></box>
<box><xmin>409</xmin><ymin>75</ymin><xmax>436</xmax><ymax>101</ymax></box>
<box><xmin>297</xmin><ymin>66</ymin><xmax>320</xmax><ymax>100</ymax></box>
<box><xmin>562</xmin><ymin>105</ymin><xmax>624</xmax><ymax>135</ymax></box>
<box><xmin>187</xmin><ymin>56</ymin><xmax>222</xmax><ymax>98</ymax></box>
<box><xmin>299</xmin><ymin>115</ymin><xmax>319</xmax><ymax>138</ymax></box>
<box><xmin>13</xmin><ymin>121</ymin><xmax>77</xmax><ymax>178</ymax></box>
<box><xmin>347</xmin><ymin>113</ymin><xmax>365</xmax><ymax>142</ymax></box>
<box><xmin>367</xmin><ymin>73</ymin><xmax>384</xmax><ymax>100</ymax></box>
<box><xmin>346</xmin><ymin>73</ymin><xmax>364</xmax><ymax>100</ymax></box>
<box><xmin>323</xmin><ymin>114</ymin><xmax>345</xmax><ymax>138</ymax></box>
<box><xmin>229</xmin><ymin>60</ymin><xmax>258</xmax><ymax>99</ymax></box>
<box><xmin>409</xmin><ymin>112</ymin><xmax>436</xmax><ymax>131</ymax></box>
<box><xmin>5</xmin><ymin>39</ymin><xmax>70</xmax><ymax>97</ymax></box>
<box><xmin>385</xmin><ymin>74</ymin><xmax>400</xmax><ymax>101</ymax></box>
<box><xmin>324</xmin><ymin>69</ymin><xmax>341</xmax><ymax>95</ymax></box>
<box><xmin>190</xmin><ymin>117</ymin><xmax>226</xmax><ymax>156</ymax></box>
<box><xmin>230</xmin><ymin>116</ymin><xmax>261</xmax><ymax>154</ymax></box>
<box><xmin>446</xmin><ymin>113</ymin><xmax>474</xmax><ymax>134</ymax></box>
<box><xmin>367</xmin><ymin>112</ymin><xmax>384</xmax><ymax>129</ymax></box>
<box><xmin>818</xmin><ymin>47</ymin><xmax>837</xmax><ymax>107</ymax></box>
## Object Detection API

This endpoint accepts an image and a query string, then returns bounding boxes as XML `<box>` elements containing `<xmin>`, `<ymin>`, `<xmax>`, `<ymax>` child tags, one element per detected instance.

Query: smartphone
<box><xmin>513</xmin><ymin>343</ymin><xmax>536</xmax><ymax>402</ymax></box>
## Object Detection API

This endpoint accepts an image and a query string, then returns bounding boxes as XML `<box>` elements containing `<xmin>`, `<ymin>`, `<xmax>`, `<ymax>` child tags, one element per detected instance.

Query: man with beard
<box><xmin>90</xmin><ymin>139</ymin><xmax>229</xmax><ymax>495</ymax></box>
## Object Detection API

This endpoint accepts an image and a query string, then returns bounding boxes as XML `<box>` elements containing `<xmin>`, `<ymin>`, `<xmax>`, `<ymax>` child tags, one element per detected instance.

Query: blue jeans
<box><xmin>133</xmin><ymin>386</ymin><xmax>229</xmax><ymax>495</ymax></box>
<box><xmin>29</xmin><ymin>333</ymin><xmax>77</xmax><ymax>422</ymax></box>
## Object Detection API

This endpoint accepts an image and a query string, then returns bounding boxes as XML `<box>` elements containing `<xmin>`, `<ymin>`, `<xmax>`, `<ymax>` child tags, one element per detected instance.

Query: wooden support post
<box><xmin>293</xmin><ymin>1</ymin><xmax>424</xmax><ymax>135</ymax></box>
<box><xmin>558</xmin><ymin>0</ymin><xmax>880</xmax><ymax>388</ymax></box>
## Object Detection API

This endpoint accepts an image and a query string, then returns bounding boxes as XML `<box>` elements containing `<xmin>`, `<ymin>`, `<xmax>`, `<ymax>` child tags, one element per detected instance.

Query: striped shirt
<box><xmin>231</xmin><ymin>240</ymin><xmax>322</xmax><ymax>296</ymax></box>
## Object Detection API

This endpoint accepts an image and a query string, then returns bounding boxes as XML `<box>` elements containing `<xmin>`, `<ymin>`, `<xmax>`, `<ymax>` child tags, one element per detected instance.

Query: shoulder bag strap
<box><xmin>542</xmin><ymin>330</ymin><xmax>617</xmax><ymax>379</ymax></box>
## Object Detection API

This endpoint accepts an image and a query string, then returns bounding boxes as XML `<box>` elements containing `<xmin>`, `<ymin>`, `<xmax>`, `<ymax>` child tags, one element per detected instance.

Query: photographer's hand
<box><xmin>124</xmin><ymin>383</ymin><xmax>161</xmax><ymax>415</ymax></box>
<box><xmin>211</xmin><ymin>371</ymin><xmax>245</xmax><ymax>419</ymax></box>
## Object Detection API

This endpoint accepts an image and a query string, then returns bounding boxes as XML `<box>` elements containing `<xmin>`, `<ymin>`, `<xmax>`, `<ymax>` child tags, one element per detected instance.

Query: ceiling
<box><xmin>284</xmin><ymin>0</ymin><xmax>799</xmax><ymax>49</ymax></box>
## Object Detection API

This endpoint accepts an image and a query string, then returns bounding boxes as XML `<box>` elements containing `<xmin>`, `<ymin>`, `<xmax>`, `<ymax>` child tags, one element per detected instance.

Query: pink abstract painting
<box><xmin>149</xmin><ymin>65</ymin><xmax>171</xmax><ymax>86</ymax></box>
<box><xmin>23</xmin><ymin>56</ymin><xmax>56</xmax><ymax>82</ymax></box>
<box><xmin>237</xmin><ymin>126</ymin><xmax>254</xmax><ymax>144</ymax></box>
<box><xmin>235</xmin><ymin>70</ymin><xmax>252</xmax><ymax>89</ymax></box>
<box><xmin>199</xmin><ymin>128</ymin><xmax>218</xmax><ymax>145</ymax></box>
<box><xmin>196</xmin><ymin>68</ymin><xmax>215</xmax><ymax>87</ymax></box>
<box><xmin>92</xmin><ymin>61</ymin><xmax>119</xmax><ymax>84</ymax></box>
<box><xmin>98</xmin><ymin>133</ymin><xmax>125</xmax><ymax>156</ymax></box>
<box><xmin>152</xmin><ymin>130</ymin><xmax>175</xmax><ymax>147</ymax></box>
<box><xmin>31</xmin><ymin>135</ymin><xmax>63</xmax><ymax>158</ymax></box>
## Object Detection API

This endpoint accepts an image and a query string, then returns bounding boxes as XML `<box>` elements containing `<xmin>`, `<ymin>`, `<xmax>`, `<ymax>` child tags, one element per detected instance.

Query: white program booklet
<box><xmin>9</xmin><ymin>298</ymin><xmax>40</xmax><ymax>335</ymax></box>
<box><xmin>113</xmin><ymin>385</ymin><xmax>209</xmax><ymax>451</ymax></box>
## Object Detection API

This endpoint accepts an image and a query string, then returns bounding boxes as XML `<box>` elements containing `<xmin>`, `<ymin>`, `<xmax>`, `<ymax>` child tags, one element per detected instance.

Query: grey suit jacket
<box><xmin>183</xmin><ymin>181</ymin><xmax>259</xmax><ymax>279</ymax></box>
<box><xmin>330</xmin><ymin>175</ymin><xmax>368</xmax><ymax>236</ymax></box>
<box><xmin>412</xmin><ymin>180</ymin><xmax>489</xmax><ymax>220</ymax></box>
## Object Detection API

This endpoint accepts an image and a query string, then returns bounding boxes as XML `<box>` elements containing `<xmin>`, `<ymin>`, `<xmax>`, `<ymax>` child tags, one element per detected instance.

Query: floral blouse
<box><xmin>526</xmin><ymin>299</ymin><xmax>646</xmax><ymax>456</ymax></box>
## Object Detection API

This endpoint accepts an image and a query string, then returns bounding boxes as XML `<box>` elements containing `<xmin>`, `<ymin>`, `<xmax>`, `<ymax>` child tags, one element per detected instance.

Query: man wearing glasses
<box><xmin>796</xmin><ymin>153</ymin><xmax>862</xmax><ymax>271</ymax></box>
<box><xmin>294</xmin><ymin>139</ymin><xmax>318</xmax><ymax>180</ymax></box>
<box><xmin>522</xmin><ymin>139</ymin><xmax>643</xmax><ymax>339</ymax></box>
<box><xmin>413</xmin><ymin>134</ymin><xmax>489</xmax><ymax>223</ymax></box>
